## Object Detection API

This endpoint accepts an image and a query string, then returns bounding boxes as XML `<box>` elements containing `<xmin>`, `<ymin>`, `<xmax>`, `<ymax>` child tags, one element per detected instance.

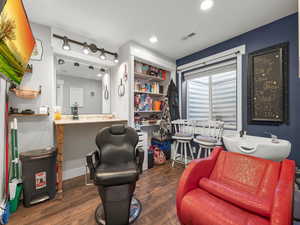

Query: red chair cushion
<box><xmin>199</xmin><ymin>178</ymin><xmax>271</xmax><ymax>217</ymax></box>
<box><xmin>206</xmin><ymin>151</ymin><xmax>280</xmax><ymax>217</ymax></box>
<box><xmin>180</xmin><ymin>189</ymin><xmax>270</xmax><ymax>225</ymax></box>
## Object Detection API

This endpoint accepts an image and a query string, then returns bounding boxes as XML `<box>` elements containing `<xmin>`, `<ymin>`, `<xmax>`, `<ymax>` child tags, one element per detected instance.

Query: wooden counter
<box><xmin>54</xmin><ymin>115</ymin><xmax>127</xmax><ymax>194</ymax></box>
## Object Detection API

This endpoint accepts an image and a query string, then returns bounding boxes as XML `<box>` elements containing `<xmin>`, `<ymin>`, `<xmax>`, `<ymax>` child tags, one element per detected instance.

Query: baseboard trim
<box><xmin>63</xmin><ymin>166</ymin><xmax>86</xmax><ymax>181</ymax></box>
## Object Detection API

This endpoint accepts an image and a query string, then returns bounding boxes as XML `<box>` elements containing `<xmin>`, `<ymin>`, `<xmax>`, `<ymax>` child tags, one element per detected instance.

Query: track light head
<box><xmin>89</xmin><ymin>43</ymin><xmax>98</xmax><ymax>53</ymax></box>
<box><xmin>114</xmin><ymin>54</ymin><xmax>119</xmax><ymax>63</ymax></box>
<box><xmin>100</xmin><ymin>49</ymin><xmax>106</xmax><ymax>60</ymax></box>
<box><xmin>74</xmin><ymin>62</ymin><xmax>80</xmax><ymax>67</ymax></box>
<box><xmin>62</xmin><ymin>36</ymin><xmax>71</xmax><ymax>51</ymax></box>
<box><xmin>82</xmin><ymin>42</ymin><xmax>90</xmax><ymax>55</ymax></box>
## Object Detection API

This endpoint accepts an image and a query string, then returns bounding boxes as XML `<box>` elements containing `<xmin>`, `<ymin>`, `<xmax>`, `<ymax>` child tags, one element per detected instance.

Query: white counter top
<box><xmin>54</xmin><ymin>114</ymin><xmax>127</xmax><ymax>125</ymax></box>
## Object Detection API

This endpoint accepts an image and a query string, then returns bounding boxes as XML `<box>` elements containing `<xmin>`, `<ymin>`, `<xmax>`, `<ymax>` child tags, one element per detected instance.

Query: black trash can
<box><xmin>20</xmin><ymin>148</ymin><xmax>57</xmax><ymax>207</ymax></box>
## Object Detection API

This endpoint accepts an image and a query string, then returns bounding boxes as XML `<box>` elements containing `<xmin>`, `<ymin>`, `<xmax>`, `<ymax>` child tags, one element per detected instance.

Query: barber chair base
<box><xmin>95</xmin><ymin>197</ymin><xmax>142</xmax><ymax>225</ymax></box>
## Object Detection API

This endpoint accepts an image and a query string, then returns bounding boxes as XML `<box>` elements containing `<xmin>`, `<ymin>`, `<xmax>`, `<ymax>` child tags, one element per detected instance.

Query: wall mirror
<box><xmin>54</xmin><ymin>55</ymin><xmax>111</xmax><ymax>115</ymax></box>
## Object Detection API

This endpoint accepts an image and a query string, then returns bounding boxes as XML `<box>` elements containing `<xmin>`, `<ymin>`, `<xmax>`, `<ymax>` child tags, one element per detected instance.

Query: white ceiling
<box><xmin>56</xmin><ymin>57</ymin><xmax>104</xmax><ymax>80</ymax></box>
<box><xmin>23</xmin><ymin>0</ymin><xmax>297</xmax><ymax>60</ymax></box>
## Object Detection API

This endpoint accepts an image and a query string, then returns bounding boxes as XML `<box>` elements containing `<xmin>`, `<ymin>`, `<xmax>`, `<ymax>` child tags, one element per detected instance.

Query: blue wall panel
<box><xmin>176</xmin><ymin>13</ymin><xmax>300</xmax><ymax>165</ymax></box>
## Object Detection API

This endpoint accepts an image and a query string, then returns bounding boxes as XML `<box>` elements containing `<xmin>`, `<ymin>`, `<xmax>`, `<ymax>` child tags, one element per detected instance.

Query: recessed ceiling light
<box><xmin>200</xmin><ymin>0</ymin><xmax>214</xmax><ymax>11</ymax></box>
<box><xmin>58</xmin><ymin>59</ymin><xmax>65</xmax><ymax>65</ymax></box>
<box><xmin>149</xmin><ymin>36</ymin><xmax>158</xmax><ymax>44</ymax></box>
<box><xmin>97</xmin><ymin>73</ymin><xmax>103</xmax><ymax>77</ymax></box>
<box><xmin>100</xmin><ymin>68</ymin><xmax>106</xmax><ymax>74</ymax></box>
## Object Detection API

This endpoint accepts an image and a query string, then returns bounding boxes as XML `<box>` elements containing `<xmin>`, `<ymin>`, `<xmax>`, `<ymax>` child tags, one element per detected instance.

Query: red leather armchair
<box><xmin>176</xmin><ymin>147</ymin><xmax>295</xmax><ymax>225</ymax></box>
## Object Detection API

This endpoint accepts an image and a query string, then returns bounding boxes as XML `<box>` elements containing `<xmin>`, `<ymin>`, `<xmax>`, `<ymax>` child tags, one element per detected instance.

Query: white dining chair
<box><xmin>193</xmin><ymin>120</ymin><xmax>224</xmax><ymax>158</ymax></box>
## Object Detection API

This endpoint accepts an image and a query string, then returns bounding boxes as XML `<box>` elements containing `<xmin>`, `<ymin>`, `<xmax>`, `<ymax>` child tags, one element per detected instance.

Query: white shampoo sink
<box><xmin>223</xmin><ymin>135</ymin><xmax>291</xmax><ymax>161</ymax></box>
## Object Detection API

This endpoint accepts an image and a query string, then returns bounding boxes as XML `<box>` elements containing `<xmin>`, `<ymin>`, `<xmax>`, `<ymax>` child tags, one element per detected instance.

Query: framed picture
<box><xmin>0</xmin><ymin>0</ymin><xmax>6</xmax><ymax>13</ymax></box>
<box><xmin>248</xmin><ymin>42</ymin><xmax>289</xmax><ymax>125</ymax></box>
<box><xmin>30</xmin><ymin>39</ymin><xmax>43</xmax><ymax>61</ymax></box>
<box><xmin>0</xmin><ymin>0</ymin><xmax>35</xmax><ymax>84</ymax></box>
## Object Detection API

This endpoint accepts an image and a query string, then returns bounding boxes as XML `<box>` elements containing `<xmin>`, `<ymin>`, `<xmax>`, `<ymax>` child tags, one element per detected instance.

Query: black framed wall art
<box><xmin>248</xmin><ymin>42</ymin><xmax>289</xmax><ymax>125</ymax></box>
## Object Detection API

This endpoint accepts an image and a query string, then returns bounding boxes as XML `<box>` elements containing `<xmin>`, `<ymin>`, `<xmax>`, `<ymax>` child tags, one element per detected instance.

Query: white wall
<box><xmin>0</xmin><ymin>79</ymin><xmax>6</xmax><ymax>204</ymax></box>
<box><xmin>111</xmin><ymin>44</ymin><xmax>131</xmax><ymax>121</ymax></box>
<box><xmin>9</xmin><ymin>22</ymin><xmax>55</xmax><ymax>152</ymax></box>
<box><xmin>56</xmin><ymin>74</ymin><xmax>102</xmax><ymax>114</ymax></box>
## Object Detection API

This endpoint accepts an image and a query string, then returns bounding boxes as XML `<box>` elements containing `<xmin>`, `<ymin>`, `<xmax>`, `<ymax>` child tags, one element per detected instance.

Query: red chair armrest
<box><xmin>176</xmin><ymin>147</ymin><xmax>222</xmax><ymax>221</ymax></box>
<box><xmin>271</xmin><ymin>159</ymin><xmax>296</xmax><ymax>225</ymax></box>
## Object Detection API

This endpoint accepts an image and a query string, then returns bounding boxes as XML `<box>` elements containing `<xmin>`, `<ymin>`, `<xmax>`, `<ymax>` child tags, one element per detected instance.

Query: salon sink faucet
<box><xmin>264</xmin><ymin>132</ymin><xmax>279</xmax><ymax>143</ymax></box>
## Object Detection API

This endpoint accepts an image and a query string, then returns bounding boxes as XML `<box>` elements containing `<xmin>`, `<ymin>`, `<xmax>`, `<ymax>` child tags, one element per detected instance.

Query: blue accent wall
<box><xmin>176</xmin><ymin>13</ymin><xmax>300</xmax><ymax>165</ymax></box>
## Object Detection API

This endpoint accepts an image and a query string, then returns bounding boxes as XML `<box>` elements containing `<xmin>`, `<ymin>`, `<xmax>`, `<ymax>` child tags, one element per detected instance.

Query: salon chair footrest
<box><xmin>95</xmin><ymin>196</ymin><xmax>142</xmax><ymax>225</ymax></box>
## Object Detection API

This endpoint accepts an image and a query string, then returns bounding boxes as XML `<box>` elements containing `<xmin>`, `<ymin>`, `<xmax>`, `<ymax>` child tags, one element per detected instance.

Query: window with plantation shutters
<box><xmin>187</xmin><ymin>76</ymin><xmax>209</xmax><ymax>121</ymax></box>
<box><xmin>185</xmin><ymin>59</ymin><xmax>238</xmax><ymax>130</ymax></box>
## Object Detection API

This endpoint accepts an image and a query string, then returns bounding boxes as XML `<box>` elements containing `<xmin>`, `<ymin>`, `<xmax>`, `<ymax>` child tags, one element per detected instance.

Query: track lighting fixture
<box><xmin>114</xmin><ymin>54</ymin><xmax>119</xmax><ymax>63</ymax></box>
<box><xmin>82</xmin><ymin>42</ymin><xmax>90</xmax><ymax>55</ymax></box>
<box><xmin>89</xmin><ymin>65</ymin><xmax>94</xmax><ymax>70</ymax></box>
<box><xmin>62</xmin><ymin>36</ymin><xmax>71</xmax><ymax>51</ymax></box>
<box><xmin>53</xmin><ymin>34</ymin><xmax>118</xmax><ymax>62</ymax></box>
<box><xmin>58</xmin><ymin>59</ymin><xmax>65</xmax><ymax>65</ymax></box>
<box><xmin>100</xmin><ymin>49</ymin><xmax>106</xmax><ymax>60</ymax></box>
<box><xmin>74</xmin><ymin>62</ymin><xmax>80</xmax><ymax>67</ymax></box>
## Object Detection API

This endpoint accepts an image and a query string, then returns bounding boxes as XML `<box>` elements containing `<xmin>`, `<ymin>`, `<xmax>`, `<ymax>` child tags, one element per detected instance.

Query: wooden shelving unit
<box><xmin>133</xmin><ymin>60</ymin><xmax>171</xmax><ymax>128</ymax></box>
<box><xmin>140</xmin><ymin>120</ymin><xmax>161</xmax><ymax>127</ymax></box>
<box><xmin>9</xmin><ymin>113</ymin><xmax>49</xmax><ymax>118</ymax></box>
<box><xmin>134</xmin><ymin>90</ymin><xmax>164</xmax><ymax>96</ymax></box>
<box><xmin>10</xmin><ymin>85</ymin><xmax>42</xmax><ymax>99</ymax></box>
<box><xmin>134</xmin><ymin>72</ymin><xmax>164</xmax><ymax>82</ymax></box>
<box><xmin>134</xmin><ymin>110</ymin><xmax>162</xmax><ymax>113</ymax></box>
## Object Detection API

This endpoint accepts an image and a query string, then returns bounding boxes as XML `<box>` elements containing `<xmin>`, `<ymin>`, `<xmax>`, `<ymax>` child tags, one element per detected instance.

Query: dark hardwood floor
<box><xmin>9</xmin><ymin>162</ymin><xmax>184</xmax><ymax>225</ymax></box>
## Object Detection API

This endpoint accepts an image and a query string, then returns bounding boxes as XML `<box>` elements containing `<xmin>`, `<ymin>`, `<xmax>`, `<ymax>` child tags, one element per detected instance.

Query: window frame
<box><xmin>178</xmin><ymin>46</ymin><xmax>245</xmax><ymax>132</ymax></box>
<box><xmin>186</xmin><ymin>65</ymin><xmax>238</xmax><ymax>130</ymax></box>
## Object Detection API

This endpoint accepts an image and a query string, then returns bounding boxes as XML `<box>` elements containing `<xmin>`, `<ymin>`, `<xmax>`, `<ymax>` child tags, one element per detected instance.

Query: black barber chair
<box><xmin>86</xmin><ymin>124</ymin><xmax>144</xmax><ymax>225</ymax></box>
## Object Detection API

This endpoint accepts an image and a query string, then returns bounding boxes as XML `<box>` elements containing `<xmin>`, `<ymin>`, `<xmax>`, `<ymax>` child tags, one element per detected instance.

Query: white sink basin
<box><xmin>223</xmin><ymin>134</ymin><xmax>291</xmax><ymax>161</ymax></box>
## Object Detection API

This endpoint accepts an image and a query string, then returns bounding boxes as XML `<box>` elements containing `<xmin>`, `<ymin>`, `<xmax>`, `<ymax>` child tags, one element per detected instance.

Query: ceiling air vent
<box><xmin>181</xmin><ymin>32</ymin><xmax>196</xmax><ymax>41</ymax></box>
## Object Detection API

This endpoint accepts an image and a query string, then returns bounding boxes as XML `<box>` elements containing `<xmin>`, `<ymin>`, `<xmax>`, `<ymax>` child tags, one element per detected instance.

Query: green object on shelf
<box><xmin>9</xmin><ymin>184</ymin><xmax>22</xmax><ymax>213</ymax></box>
